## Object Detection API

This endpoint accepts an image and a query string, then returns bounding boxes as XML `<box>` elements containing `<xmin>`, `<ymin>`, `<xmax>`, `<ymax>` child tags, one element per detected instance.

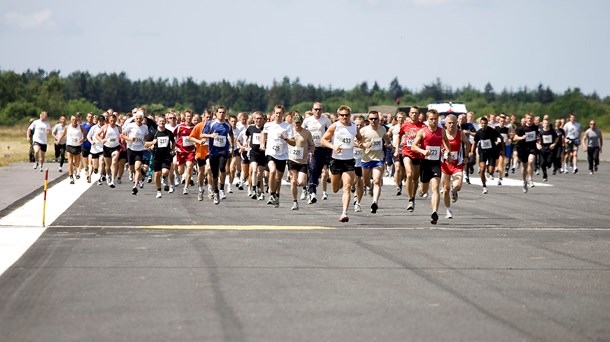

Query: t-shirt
<box><xmin>516</xmin><ymin>124</ymin><xmax>539</xmax><ymax>150</ymax></box>
<box><xmin>399</xmin><ymin>121</ymin><xmax>425</xmax><ymax>159</ymax></box>
<box><xmin>189</xmin><ymin>122</ymin><xmax>209</xmax><ymax>160</ymax></box>
<box><xmin>174</xmin><ymin>123</ymin><xmax>195</xmax><ymax>153</ymax></box>
<box><xmin>263</xmin><ymin>121</ymin><xmax>295</xmax><ymax>160</ymax></box>
<box><xmin>52</xmin><ymin>123</ymin><xmax>67</xmax><ymax>144</ymax></box>
<box><xmin>29</xmin><ymin>119</ymin><xmax>51</xmax><ymax>144</ymax></box>
<box><xmin>123</xmin><ymin>123</ymin><xmax>149</xmax><ymax>152</ymax></box>
<box><xmin>474</xmin><ymin>128</ymin><xmax>501</xmax><ymax>153</ymax></box>
<box><xmin>246</xmin><ymin>125</ymin><xmax>264</xmax><ymax>155</ymax></box>
<box><xmin>289</xmin><ymin>128</ymin><xmax>314</xmax><ymax>164</ymax></box>
<box><xmin>66</xmin><ymin>124</ymin><xmax>84</xmax><ymax>147</ymax></box>
<box><xmin>360</xmin><ymin>125</ymin><xmax>387</xmax><ymax>162</ymax></box>
<box><xmin>88</xmin><ymin>125</ymin><xmax>104</xmax><ymax>154</ymax></box>
<box><xmin>302</xmin><ymin>115</ymin><xmax>332</xmax><ymax>147</ymax></box>
<box><xmin>81</xmin><ymin>123</ymin><xmax>93</xmax><ymax>148</ymax></box>
<box><xmin>203</xmin><ymin>120</ymin><xmax>232</xmax><ymax>156</ymax></box>
<box><xmin>540</xmin><ymin>127</ymin><xmax>557</xmax><ymax>150</ymax></box>
<box><xmin>149</xmin><ymin>129</ymin><xmax>175</xmax><ymax>160</ymax></box>
<box><xmin>563</xmin><ymin>121</ymin><xmax>581</xmax><ymax>140</ymax></box>
<box><xmin>585</xmin><ymin>128</ymin><xmax>602</xmax><ymax>148</ymax></box>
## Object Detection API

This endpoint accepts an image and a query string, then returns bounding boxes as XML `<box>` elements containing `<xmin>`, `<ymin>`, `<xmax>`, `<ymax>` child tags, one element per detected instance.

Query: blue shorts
<box><xmin>361</xmin><ymin>160</ymin><xmax>384</xmax><ymax>169</ymax></box>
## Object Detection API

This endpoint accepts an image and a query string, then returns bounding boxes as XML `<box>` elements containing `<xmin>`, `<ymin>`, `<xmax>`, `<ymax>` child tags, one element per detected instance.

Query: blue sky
<box><xmin>1</xmin><ymin>0</ymin><xmax>609</xmax><ymax>97</ymax></box>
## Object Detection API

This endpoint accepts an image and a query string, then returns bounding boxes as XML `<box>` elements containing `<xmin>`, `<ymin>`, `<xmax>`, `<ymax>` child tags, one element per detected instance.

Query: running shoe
<box><xmin>267</xmin><ymin>194</ymin><xmax>275</xmax><ymax>205</ymax></box>
<box><xmin>109</xmin><ymin>181</ymin><xmax>116</xmax><ymax>188</ymax></box>
<box><xmin>97</xmin><ymin>178</ymin><xmax>102</xmax><ymax>185</ymax></box>
<box><xmin>132</xmin><ymin>186</ymin><xmax>138</xmax><ymax>195</ymax></box>
<box><xmin>273</xmin><ymin>196</ymin><xmax>280</xmax><ymax>208</ymax></box>
<box><xmin>69</xmin><ymin>176</ymin><xmax>75</xmax><ymax>184</ymax></box>
<box><xmin>168</xmin><ymin>186</ymin><xmax>175</xmax><ymax>194</ymax></box>
<box><xmin>497</xmin><ymin>179</ymin><xmax>502</xmax><ymax>186</ymax></box>
<box><xmin>573</xmin><ymin>168</ymin><xmax>578</xmax><ymax>174</ymax></box>
<box><xmin>529</xmin><ymin>181</ymin><xmax>535</xmax><ymax>188</ymax></box>
<box><xmin>522</xmin><ymin>181</ymin><xmax>528</xmax><ymax>193</ymax></box>
<box><xmin>156</xmin><ymin>191</ymin><xmax>162</xmax><ymax>199</ymax></box>
<box><xmin>291</xmin><ymin>202</ymin><xmax>299</xmax><ymax>210</ymax></box>
<box><xmin>237</xmin><ymin>181</ymin><xmax>244</xmax><ymax>191</ymax></box>
<box><xmin>308</xmin><ymin>193</ymin><xmax>317</xmax><ymax>204</ymax></box>
<box><xmin>322</xmin><ymin>192</ymin><xmax>328</xmax><ymax>200</ymax></box>
<box><xmin>482</xmin><ymin>187</ymin><xmax>488</xmax><ymax>194</ymax></box>
<box><xmin>339</xmin><ymin>213</ymin><xmax>349</xmax><ymax>223</ymax></box>
<box><xmin>219</xmin><ymin>190</ymin><xmax>226</xmax><ymax>199</ymax></box>
<box><xmin>147</xmin><ymin>176</ymin><xmax>152</xmax><ymax>183</ymax></box>
<box><xmin>407</xmin><ymin>200</ymin><xmax>414</xmax><ymax>212</ymax></box>
<box><xmin>138</xmin><ymin>180</ymin><xmax>143</xmax><ymax>188</ymax></box>
<box><xmin>164</xmin><ymin>184</ymin><xmax>170</xmax><ymax>192</ymax></box>
<box><xmin>396</xmin><ymin>187</ymin><xmax>402</xmax><ymax>196</ymax></box>
<box><xmin>198</xmin><ymin>192</ymin><xmax>203</xmax><ymax>201</ymax></box>
<box><xmin>430</xmin><ymin>212</ymin><xmax>439</xmax><ymax>225</ymax></box>
<box><xmin>589</xmin><ymin>171</ymin><xmax>593</xmax><ymax>175</ymax></box>
<box><xmin>354</xmin><ymin>203</ymin><xmax>362</xmax><ymax>212</ymax></box>
<box><xmin>33</xmin><ymin>162</ymin><xmax>38</xmax><ymax>170</ymax></box>
<box><xmin>58</xmin><ymin>167</ymin><xmax>62</xmax><ymax>173</ymax></box>
<box><xmin>213</xmin><ymin>193</ymin><xmax>220</xmax><ymax>205</ymax></box>
<box><xmin>87</xmin><ymin>174</ymin><xmax>91</xmax><ymax>183</ymax></box>
<box><xmin>300</xmin><ymin>189</ymin><xmax>307</xmax><ymax>200</ymax></box>
<box><xmin>445</xmin><ymin>209</ymin><xmax>453</xmax><ymax>219</ymax></box>
<box><xmin>183</xmin><ymin>187</ymin><xmax>189</xmax><ymax>195</ymax></box>
<box><xmin>257</xmin><ymin>192</ymin><xmax>265</xmax><ymax>201</ymax></box>
<box><xmin>228</xmin><ymin>184</ymin><xmax>233</xmax><ymax>193</ymax></box>
<box><xmin>371</xmin><ymin>202</ymin><xmax>378</xmax><ymax>214</ymax></box>
<box><xmin>129</xmin><ymin>172</ymin><xmax>133</xmax><ymax>181</ymax></box>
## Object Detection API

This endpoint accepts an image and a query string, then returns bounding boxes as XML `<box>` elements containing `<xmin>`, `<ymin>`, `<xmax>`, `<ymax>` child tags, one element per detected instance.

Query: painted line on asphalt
<box><xmin>140</xmin><ymin>225</ymin><xmax>334</xmax><ymax>230</ymax></box>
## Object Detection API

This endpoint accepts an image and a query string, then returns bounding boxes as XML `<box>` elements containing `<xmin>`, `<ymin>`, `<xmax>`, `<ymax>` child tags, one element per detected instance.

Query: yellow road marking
<box><xmin>140</xmin><ymin>225</ymin><xmax>334</xmax><ymax>230</ymax></box>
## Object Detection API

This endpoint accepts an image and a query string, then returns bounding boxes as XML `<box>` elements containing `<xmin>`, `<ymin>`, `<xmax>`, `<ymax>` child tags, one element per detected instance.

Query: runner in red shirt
<box><xmin>173</xmin><ymin>110</ymin><xmax>196</xmax><ymax>195</ymax></box>
<box><xmin>395</xmin><ymin>106</ymin><xmax>425</xmax><ymax>212</ymax></box>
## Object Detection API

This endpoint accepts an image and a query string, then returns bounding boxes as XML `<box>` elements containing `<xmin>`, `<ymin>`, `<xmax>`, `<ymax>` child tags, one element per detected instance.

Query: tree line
<box><xmin>1</xmin><ymin>69</ymin><xmax>609</xmax><ymax>130</ymax></box>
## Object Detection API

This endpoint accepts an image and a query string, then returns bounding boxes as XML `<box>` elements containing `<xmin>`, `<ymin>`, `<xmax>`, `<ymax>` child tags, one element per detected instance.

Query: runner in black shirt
<box><xmin>514</xmin><ymin>113</ymin><xmax>540</xmax><ymax>193</ymax></box>
<box><xmin>145</xmin><ymin>116</ymin><xmax>175</xmax><ymax>199</ymax></box>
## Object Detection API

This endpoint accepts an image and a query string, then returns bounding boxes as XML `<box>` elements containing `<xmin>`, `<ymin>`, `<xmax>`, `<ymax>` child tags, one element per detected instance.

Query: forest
<box><xmin>1</xmin><ymin>69</ymin><xmax>609</xmax><ymax>130</ymax></box>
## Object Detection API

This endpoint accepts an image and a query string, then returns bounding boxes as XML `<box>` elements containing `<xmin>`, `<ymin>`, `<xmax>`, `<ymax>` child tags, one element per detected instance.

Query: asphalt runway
<box><xmin>1</xmin><ymin>164</ymin><xmax>609</xmax><ymax>341</ymax></box>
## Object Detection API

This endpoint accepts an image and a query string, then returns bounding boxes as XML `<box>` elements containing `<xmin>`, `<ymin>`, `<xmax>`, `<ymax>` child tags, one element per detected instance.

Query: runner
<box><xmin>145</xmin><ymin>116</ymin><xmax>176</xmax><ymax>199</ymax></box>
<box><xmin>582</xmin><ymin>120</ymin><xmax>603</xmax><ymax>175</ymax></box>
<box><xmin>81</xmin><ymin>113</ymin><xmax>95</xmax><ymax>181</ymax></box>
<box><xmin>440</xmin><ymin>114</ymin><xmax>470</xmax><ymax>219</ymax></box>
<box><xmin>235</xmin><ymin>117</ymin><xmax>251</xmax><ymax>195</ymax></box>
<box><xmin>472</xmin><ymin>116</ymin><xmax>503</xmax><ymax>194</ymax></box>
<box><xmin>410</xmin><ymin>109</ymin><xmax>451</xmax><ymax>224</ymax></box>
<box><xmin>287</xmin><ymin>113</ymin><xmax>315</xmax><ymax>210</ymax></box>
<box><xmin>95</xmin><ymin>113</ymin><xmax>122</xmax><ymax>188</ymax></box>
<box><xmin>396</xmin><ymin>106</ymin><xmax>425</xmax><ymax>212</ymax></box>
<box><xmin>121</xmin><ymin>111</ymin><xmax>150</xmax><ymax>195</ymax></box>
<box><xmin>188</xmin><ymin>113</ymin><xmax>211</xmax><ymax>202</ymax></box>
<box><xmin>360</xmin><ymin>110</ymin><xmax>390</xmax><ymax>214</ymax></box>
<box><xmin>27</xmin><ymin>111</ymin><xmax>52</xmax><ymax>172</ymax></box>
<box><xmin>303</xmin><ymin>102</ymin><xmax>333</xmax><ymax>204</ymax></box>
<box><xmin>227</xmin><ymin>114</ymin><xmax>243</xmax><ymax>193</ymax></box>
<box><xmin>352</xmin><ymin>115</ymin><xmax>365</xmax><ymax>213</ymax></box>
<box><xmin>563</xmin><ymin>113</ymin><xmax>581</xmax><ymax>174</ymax></box>
<box><xmin>87</xmin><ymin>115</ymin><xmax>106</xmax><ymax>185</ymax></box>
<box><xmin>199</xmin><ymin>106</ymin><xmax>234</xmax><ymax>204</ymax></box>
<box><xmin>320</xmin><ymin>105</ymin><xmax>362</xmax><ymax>222</ymax></box>
<box><xmin>245</xmin><ymin>111</ymin><xmax>267</xmax><ymax>201</ymax></box>
<box><xmin>388</xmin><ymin>111</ymin><xmax>406</xmax><ymax>196</ymax></box>
<box><xmin>513</xmin><ymin>113</ymin><xmax>540</xmax><ymax>193</ymax></box>
<box><xmin>51</xmin><ymin>115</ymin><xmax>67</xmax><ymax>172</ymax></box>
<box><xmin>553</xmin><ymin>119</ymin><xmax>566</xmax><ymax>175</ymax></box>
<box><xmin>173</xmin><ymin>110</ymin><xmax>196</xmax><ymax>195</ymax></box>
<box><xmin>58</xmin><ymin>114</ymin><xmax>88</xmax><ymax>184</ymax></box>
<box><xmin>538</xmin><ymin>118</ymin><xmax>559</xmax><ymax>181</ymax></box>
<box><xmin>494</xmin><ymin>114</ymin><xmax>513</xmax><ymax>182</ymax></box>
<box><xmin>260</xmin><ymin>105</ymin><xmax>295</xmax><ymax>208</ymax></box>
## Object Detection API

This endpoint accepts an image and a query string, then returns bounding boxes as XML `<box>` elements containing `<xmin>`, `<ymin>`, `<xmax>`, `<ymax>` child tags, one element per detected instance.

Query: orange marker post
<box><xmin>42</xmin><ymin>168</ymin><xmax>49</xmax><ymax>227</ymax></box>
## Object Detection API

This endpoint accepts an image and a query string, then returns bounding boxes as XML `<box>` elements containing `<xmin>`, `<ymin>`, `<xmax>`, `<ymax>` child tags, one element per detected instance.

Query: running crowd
<box><xmin>26</xmin><ymin>103</ymin><xmax>603</xmax><ymax>224</ymax></box>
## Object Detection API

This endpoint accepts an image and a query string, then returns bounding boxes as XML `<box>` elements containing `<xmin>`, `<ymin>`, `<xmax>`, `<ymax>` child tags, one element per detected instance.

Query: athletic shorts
<box><xmin>176</xmin><ymin>151</ymin><xmax>195</xmax><ymax>165</ymax></box>
<box><xmin>393</xmin><ymin>153</ymin><xmax>403</xmax><ymax>164</ymax></box>
<box><xmin>81</xmin><ymin>146</ymin><xmax>91</xmax><ymax>158</ymax></box>
<box><xmin>241</xmin><ymin>150</ymin><xmax>250</xmax><ymax>164</ymax></box>
<box><xmin>196</xmin><ymin>157</ymin><xmax>208</xmax><ymax>168</ymax></box>
<box><xmin>403</xmin><ymin>155</ymin><xmax>422</xmax><ymax>166</ymax></box>
<box><xmin>478</xmin><ymin>149</ymin><xmax>498</xmax><ymax>167</ymax></box>
<box><xmin>288</xmin><ymin>160</ymin><xmax>308</xmax><ymax>173</ymax></box>
<box><xmin>441</xmin><ymin>162</ymin><xmax>464</xmax><ymax>175</ymax></box>
<box><xmin>566</xmin><ymin>138</ymin><xmax>579</xmax><ymax>152</ymax></box>
<box><xmin>420</xmin><ymin>160</ymin><xmax>441</xmax><ymax>183</ymax></box>
<box><xmin>119</xmin><ymin>150</ymin><xmax>128</xmax><ymax>161</ymax></box>
<box><xmin>249</xmin><ymin>150</ymin><xmax>267</xmax><ymax>167</ymax></box>
<box><xmin>361</xmin><ymin>160</ymin><xmax>384</xmax><ymax>169</ymax></box>
<box><xmin>354</xmin><ymin>166</ymin><xmax>362</xmax><ymax>178</ymax></box>
<box><xmin>103</xmin><ymin>145</ymin><xmax>120</xmax><ymax>158</ymax></box>
<box><xmin>267</xmin><ymin>156</ymin><xmax>287</xmax><ymax>174</ymax></box>
<box><xmin>66</xmin><ymin>145</ymin><xmax>82</xmax><ymax>155</ymax></box>
<box><xmin>153</xmin><ymin>158</ymin><xmax>172</xmax><ymax>172</ymax></box>
<box><xmin>209</xmin><ymin>152</ymin><xmax>229</xmax><ymax>178</ymax></box>
<box><xmin>329</xmin><ymin>158</ymin><xmax>356</xmax><ymax>175</ymax></box>
<box><xmin>128</xmin><ymin>149</ymin><xmax>144</xmax><ymax>165</ymax></box>
<box><xmin>518</xmin><ymin>147</ymin><xmax>538</xmax><ymax>163</ymax></box>
<box><xmin>91</xmin><ymin>152</ymin><xmax>102</xmax><ymax>160</ymax></box>
<box><xmin>232</xmin><ymin>150</ymin><xmax>241</xmax><ymax>158</ymax></box>
<box><xmin>33</xmin><ymin>142</ymin><xmax>48</xmax><ymax>153</ymax></box>
<box><xmin>142</xmin><ymin>150</ymin><xmax>152</xmax><ymax>164</ymax></box>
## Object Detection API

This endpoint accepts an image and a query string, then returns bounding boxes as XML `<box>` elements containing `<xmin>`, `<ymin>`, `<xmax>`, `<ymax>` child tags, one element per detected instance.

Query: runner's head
<box><xmin>426</xmin><ymin>109</ymin><xmax>439</xmax><ymax>129</ymax></box>
<box><xmin>337</xmin><ymin>105</ymin><xmax>352</xmax><ymax>124</ymax></box>
<box><xmin>444</xmin><ymin>114</ymin><xmax>457</xmax><ymax>133</ymax></box>
<box><xmin>408</xmin><ymin>106</ymin><xmax>419</xmax><ymax>122</ymax></box>
<box><xmin>273</xmin><ymin>105</ymin><xmax>285</xmax><ymax>123</ymax></box>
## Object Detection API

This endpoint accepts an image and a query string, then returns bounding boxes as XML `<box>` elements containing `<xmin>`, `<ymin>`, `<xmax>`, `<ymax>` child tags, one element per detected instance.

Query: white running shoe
<box><xmin>183</xmin><ymin>187</ymin><xmax>189</xmax><ymax>195</ymax></box>
<box><xmin>156</xmin><ymin>191</ymin><xmax>162</xmax><ymax>199</ymax></box>
<box><xmin>354</xmin><ymin>203</ymin><xmax>362</xmax><ymax>212</ymax></box>
<box><xmin>291</xmin><ymin>202</ymin><xmax>299</xmax><ymax>210</ymax></box>
<box><xmin>58</xmin><ymin>167</ymin><xmax>62</xmax><ymax>173</ymax></box>
<box><xmin>497</xmin><ymin>179</ymin><xmax>502</xmax><ymax>186</ymax></box>
<box><xmin>228</xmin><ymin>184</ymin><xmax>233</xmax><ymax>193</ymax></box>
<box><xmin>446</xmin><ymin>208</ymin><xmax>453</xmax><ymax>219</ymax></box>
<box><xmin>33</xmin><ymin>163</ymin><xmax>39</xmax><ymax>170</ymax></box>
<box><xmin>308</xmin><ymin>193</ymin><xmax>317</xmax><ymax>204</ymax></box>
<box><xmin>300</xmin><ymin>189</ymin><xmax>307</xmax><ymax>200</ymax></box>
<box><xmin>219</xmin><ymin>190</ymin><xmax>226</xmax><ymax>199</ymax></box>
<box><xmin>197</xmin><ymin>191</ymin><xmax>203</xmax><ymax>201</ymax></box>
<box><xmin>168</xmin><ymin>185</ymin><xmax>175</xmax><ymax>194</ymax></box>
<box><xmin>482</xmin><ymin>186</ymin><xmax>488</xmax><ymax>194</ymax></box>
<box><xmin>213</xmin><ymin>193</ymin><xmax>220</xmax><ymax>205</ymax></box>
<box><xmin>322</xmin><ymin>192</ymin><xmax>328</xmax><ymax>200</ymax></box>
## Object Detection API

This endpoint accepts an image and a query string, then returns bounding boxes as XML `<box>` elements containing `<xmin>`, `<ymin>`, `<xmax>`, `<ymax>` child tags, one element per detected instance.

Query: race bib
<box><xmin>70</xmin><ymin>137</ymin><xmax>79</xmax><ymax>144</ymax></box>
<box><xmin>450</xmin><ymin>151</ymin><xmax>458</xmax><ymax>160</ymax></box>
<box><xmin>290</xmin><ymin>146</ymin><xmax>304</xmax><ymax>160</ymax></box>
<box><xmin>157</xmin><ymin>136</ymin><xmax>169</xmax><ymax>148</ymax></box>
<box><xmin>252</xmin><ymin>133</ymin><xmax>261</xmax><ymax>145</ymax></box>
<box><xmin>370</xmin><ymin>138</ymin><xmax>383</xmax><ymax>151</ymax></box>
<box><xmin>542</xmin><ymin>134</ymin><xmax>552</xmax><ymax>144</ymax></box>
<box><xmin>353</xmin><ymin>147</ymin><xmax>363</xmax><ymax>159</ymax></box>
<box><xmin>109</xmin><ymin>138</ymin><xmax>117</xmax><ymax>143</ymax></box>
<box><xmin>213</xmin><ymin>135</ymin><xmax>227</xmax><ymax>147</ymax></box>
<box><xmin>182</xmin><ymin>136</ymin><xmax>193</xmax><ymax>146</ymax></box>
<box><xmin>500</xmin><ymin>133</ymin><xmax>508</xmax><ymax>142</ymax></box>
<box><xmin>270</xmin><ymin>141</ymin><xmax>286</xmax><ymax>155</ymax></box>
<box><xmin>425</xmin><ymin>146</ymin><xmax>441</xmax><ymax>160</ymax></box>
<box><xmin>337</xmin><ymin>134</ymin><xmax>353</xmax><ymax>149</ymax></box>
<box><xmin>405</xmin><ymin>138</ymin><xmax>414</xmax><ymax>147</ymax></box>
<box><xmin>480</xmin><ymin>139</ymin><xmax>492</xmax><ymax>150</ymax></box>
<box><xmin>525</xmin><ymin>131</ymin><xmax>536</xmax><ymax>142</ymax></box>
<box><xmin>311</xmin><ymin>131</ymin><xmax>322</xmax><ymax>145</ymax></box>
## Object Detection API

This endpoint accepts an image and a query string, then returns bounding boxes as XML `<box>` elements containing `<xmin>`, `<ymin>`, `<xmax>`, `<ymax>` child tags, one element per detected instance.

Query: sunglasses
<box><xmin>313</xmin><ymin>108</ymin><xmax>322</xmax><ymax>111</ymax></box>
<box><xmin>339</xmin><ymin>114</ymin><xmax>350</xmax><ymax>117</ymax></box>
<box><xmin>369</xmin><ymin>117</ymin><xmax>379</xmax><ymax>121</ymax></box>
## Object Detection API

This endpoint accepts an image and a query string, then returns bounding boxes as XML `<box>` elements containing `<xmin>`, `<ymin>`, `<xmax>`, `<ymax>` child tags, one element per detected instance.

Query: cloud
<box><xmin>2</xmin><ymin>9</ymin><xmax>57</xmax><ymax>31</ymax></box>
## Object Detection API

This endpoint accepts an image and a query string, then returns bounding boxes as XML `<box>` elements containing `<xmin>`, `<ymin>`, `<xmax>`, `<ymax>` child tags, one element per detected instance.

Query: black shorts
<box><xmin>153</xmin><ymin>158</ymin><xmax>173</xmax><ymax>172</ymax></box>
<box><xmin>420</xmin><ymin>159</ymin><xmax>441</xmax><ymax>183</ymax></box>
<box><xmin>393</xmin><ymin>153</ymin><xmax>403</xmax><ymax>164</ymax></box>
<box><xmin>250</xmin><ymin>150</ymin><xmax>267</xmax><ymax>166</ymax></box>
<box><xmin>209</xmin><ymin>152</ymin><xmax>229</xmax><ymax>178</ymax></box>
<box><xmin>128</xmin><ymin>149</ymin><xmax>144</xmax><ymax>165</ymax></box>
<box><xmin>232</xmin><ymin>150</ymin><xmax>241</xmax><ymax>158</ymax></box>
<box><xmin>66</xmin><ymin>145</ymin><xmax>82</xmax><ymax>155</ymax></box>
<box><xmin>267</xmin><ymin>156</ymin><xmax>287</xmax><ymax>174</ymax></box>
<box><xmin>103</xmin><ymin>145</ymin><xmax>120</xmax><ymax>158</ymax></box>
<box><xmin>478</xmin><ymin>149</ymin><xmax>498</xmax><ymax>167</ymax></box>
<box><xmin>196</xmin><ymin>157</ymin><xmax>208</xmax><ymax>168</ymax></box>
<box><xmin>355</xmin><ymin>166</ymin><xmax>362</xmax><ymax>178</ymax></box>
<box><xmin>288</xmin><ymin>160</ymin><xmax>308</xmax><ymax>173</ymax></box>
<box><xmin>91</xmin><ymin>152</ymin><xmax>102</xmax><ymax>160</ymax></box>
<box><xmin>119</xmin><ymin>150</ymin><xmax>128</xmax><ymax>161</ymax></box>
<box><xmin>81</xmin><ymin>146</ymin><xmax>91</xmax><ymax>158</ymax></box>
<box><xmin>518</xmin><ymin>147</ymin><xmax>538</xmax><ymax>163</ymax></box>
<box><xmin>34</xmin><ymin>142</ymin><xmax>48</xmax><ymax>153</ymax></box>
<box><xmin>241</xmin><ymin>151</ymin><xmax>250</xmax><ymax>164</ymax></box>
<box><xmin>403</xmin><ymin>155</ymin><xmax>421</xmax><ymax>166</ymax></box>
<box><xmin>329</xmin><ymin>158</ymin><xmax>356</xmax><ymax>175</ymax></box>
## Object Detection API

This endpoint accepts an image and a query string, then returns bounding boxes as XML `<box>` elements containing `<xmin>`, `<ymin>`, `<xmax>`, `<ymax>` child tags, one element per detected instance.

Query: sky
<box><xmin>1</xmin><ymin>0</ymin><xmax>609</xmax><ymax>97</ymax></box>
